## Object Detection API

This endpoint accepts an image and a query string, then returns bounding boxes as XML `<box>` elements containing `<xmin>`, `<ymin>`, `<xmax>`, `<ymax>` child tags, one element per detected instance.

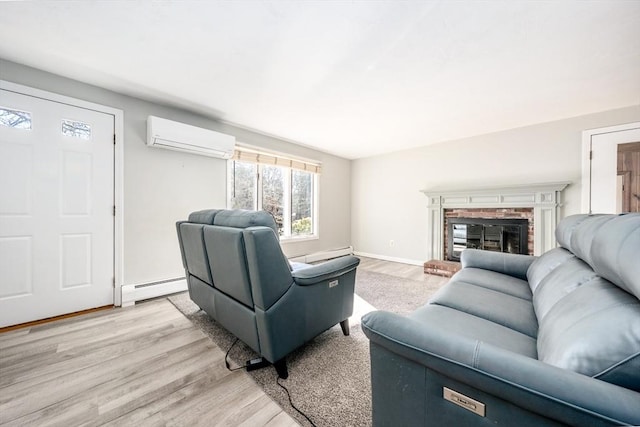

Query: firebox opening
<box><xmin>447</xmin><ymin>218</ymin><xmax>529</xmax><ymax>261</ymax></box>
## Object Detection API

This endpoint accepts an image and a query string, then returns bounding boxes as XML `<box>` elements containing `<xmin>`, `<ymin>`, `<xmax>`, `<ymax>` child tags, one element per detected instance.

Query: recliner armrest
<box><xmin>460</xmin><ymin>249</ymin><xmax>536</xmax><ymax>280</ymax></box>
<box><xmin>292</xmin><ymin>256</ymin><xmax>360</xmax><ymax>285</ymax></box>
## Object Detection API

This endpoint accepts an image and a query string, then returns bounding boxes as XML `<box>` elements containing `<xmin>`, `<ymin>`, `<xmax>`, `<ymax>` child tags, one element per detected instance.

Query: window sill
<box><xmin>280</xmin><ymin>235</ymin><xmax>319</xmax><ymax>244</ymax></box>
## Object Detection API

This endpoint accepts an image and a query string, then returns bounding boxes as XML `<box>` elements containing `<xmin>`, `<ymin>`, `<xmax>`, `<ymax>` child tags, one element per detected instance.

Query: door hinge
<box><xmin>113</xmin><ymin>277</ymin><xmax>116</xmax><ymax>288</ymax></box>
<box><xmin>589</xmin><ymin>150</ymin><xmax>593</xmax><ymax>160</ymax></box>
<box><xmin>113</xmin><ymin>134</ymin><xmax>116</xmax><ymax>145</ymax></box>
<box><xmin>113</xmin><ymin>205</ymin><xmax>116</xmax><ymax>216</ymax></box>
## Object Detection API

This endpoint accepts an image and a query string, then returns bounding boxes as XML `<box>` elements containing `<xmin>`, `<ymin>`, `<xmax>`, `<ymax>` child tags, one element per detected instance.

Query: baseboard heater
<box><xmin>121</xmin><ymin>246</ymin><xmax>353</xmax><ymax>307</ymax></box>
<box><xmin>288</xmin><ymin>246</ymin><xmax>353</xmax><ymax>264</ymax></box>
<box><xmin>121</xmin><ymin>277</ymin><xmax>187</xmax><ymax>307</ymax></box>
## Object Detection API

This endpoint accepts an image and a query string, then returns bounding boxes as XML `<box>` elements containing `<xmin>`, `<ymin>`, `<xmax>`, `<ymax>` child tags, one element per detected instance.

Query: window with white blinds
<box><xmin>228</xmin><ymin>147</ymin><xmax>319</xmax><ymax>240</ymax></box>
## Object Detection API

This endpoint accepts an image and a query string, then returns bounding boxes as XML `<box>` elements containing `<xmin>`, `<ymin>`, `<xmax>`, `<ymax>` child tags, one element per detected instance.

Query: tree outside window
<box><xmin>291</xmin><ymin>170</ymin><xmax>313</xmax><ymax>235</ymax></box>
<box><xmin>228</xmin><ymin>160</ymin><xmax>316</xmax><ymax>239</ymax></box>
<box><xmin>229</xmin><ymin>161</ymin><xmax>257</xmax><ymax>210</ymax></box>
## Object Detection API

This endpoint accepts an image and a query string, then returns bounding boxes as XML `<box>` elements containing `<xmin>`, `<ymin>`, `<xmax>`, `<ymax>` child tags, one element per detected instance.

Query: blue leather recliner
<box><xmin>176</xmin><ymin>209</ymin><xmax>360</xmax><ymax>378</ymax></box>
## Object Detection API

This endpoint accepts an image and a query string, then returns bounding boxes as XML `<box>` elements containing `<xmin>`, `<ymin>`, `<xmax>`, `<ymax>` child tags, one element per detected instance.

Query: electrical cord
<box><xmin>224</xmin><ymin>338</ymin><xmax>244</xmax><ymax>372</ymax></box>
<box><xmin>226</xmin><ymin>338</ymin><xmax>315</xmax><ymax>426</ymax></box>
<box><xmin>277</xmin><ymin>377</ymin><xmax>317</xmax><ymax>427</ymax></box>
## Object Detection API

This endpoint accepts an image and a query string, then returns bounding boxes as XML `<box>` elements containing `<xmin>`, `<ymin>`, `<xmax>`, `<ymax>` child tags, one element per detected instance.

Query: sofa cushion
<box><xmin>526</xmin><ymin>247</ymin><xmax>575</xmax><ymax>293</ymax></box>
<box><xmin>409</xmin><ymin>305</ymin><xmax>538</xmax><ymax>357</ymax></box>
<box><xmin>537</xmin><ymin>279</ymin><xmax>640</xmax><ymax>391</ymax></box>
<box><xmin>589</xmin><ymin>214</ymin><xmax>640</xmax><ymax>300</ymax></box>
<box><xmin>569</xmin><ymin>215</ymin><xmax>617</xmax><ymax>266</ymax></box>
<box><xmin>450</xmin><ymin>268</ymin><xmax>532</xmax><ymax>300</ymax></box>
<box><xmin>532</xmin><ymin>257</ymin><xmax>599</xmax><ymax>321</ymax></box>
<box><xmin>430</xmin><ymin>281</ymin><xmax>538</xmax><ymax>337</ymax></box>
<box><xmin>555</xmin><ymin>213</ymin><xmax>592</xmax><ymax>250</ymax></box>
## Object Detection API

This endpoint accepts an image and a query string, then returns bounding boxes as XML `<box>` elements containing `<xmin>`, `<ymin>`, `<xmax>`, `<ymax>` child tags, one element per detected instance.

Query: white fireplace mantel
<box><xmin>421</xmin><ymin>182</ymin><xmax>571</xmax><ymax>260</ymax></box>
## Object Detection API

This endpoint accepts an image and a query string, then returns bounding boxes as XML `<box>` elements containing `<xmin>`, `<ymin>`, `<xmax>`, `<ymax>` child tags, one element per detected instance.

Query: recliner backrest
<box><xmin>204</xmin><ymin>226</ymin><xmax>254</xmax><ymax>307</ymax></box>
<box><xmin>196</xmin><ymin>209</ymin><xmax>293</xmax><ymax>310</ymax></box>
<box><xmin>243</xmin><ymin>227</ymin><xmax>294</xmax><ymax>310</ymax></box>
<box><xmin>175</xmin><ymin>209</ymin><xmax>223</xmax><ymax>286</ymax></box>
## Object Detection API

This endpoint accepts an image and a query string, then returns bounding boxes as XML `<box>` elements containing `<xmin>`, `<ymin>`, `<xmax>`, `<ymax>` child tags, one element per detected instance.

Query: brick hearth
<box><xmin>423</xmin><ymin>259</ymin><xmax>461</xmax><ymax>278</ymax></box>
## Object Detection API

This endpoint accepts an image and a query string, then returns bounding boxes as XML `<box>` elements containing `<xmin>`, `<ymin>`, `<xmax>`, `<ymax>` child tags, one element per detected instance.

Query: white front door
<box><xmin>0</xmin><ymin>89</ymin><xmax>114</xmax><ymax>327</ymax></box>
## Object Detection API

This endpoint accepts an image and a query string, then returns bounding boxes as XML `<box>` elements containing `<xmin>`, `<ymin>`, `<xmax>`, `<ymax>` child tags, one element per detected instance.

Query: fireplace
<box><xmin>447</xmin><ymin>217</ymin><xmax>529</xmax><ymax>261</ymax></box>
<box><xmin>421</xmin><ymin>182</ymin><xmax>570</xmax><ymax>277</ymax></box>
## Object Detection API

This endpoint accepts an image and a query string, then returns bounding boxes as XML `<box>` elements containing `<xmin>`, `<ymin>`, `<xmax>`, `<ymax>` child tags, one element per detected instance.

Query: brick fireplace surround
<box><xmin>422</xmin><ymin>182</ymin><xmax>570</xmax><ymax>277</ymax></box>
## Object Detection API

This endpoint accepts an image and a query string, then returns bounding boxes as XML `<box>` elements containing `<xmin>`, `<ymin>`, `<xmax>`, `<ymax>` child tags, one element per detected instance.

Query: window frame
<box><xmin>227</xmin><ymin>159</ymin><xmax>319</xmax><ymax>242</ymax></box>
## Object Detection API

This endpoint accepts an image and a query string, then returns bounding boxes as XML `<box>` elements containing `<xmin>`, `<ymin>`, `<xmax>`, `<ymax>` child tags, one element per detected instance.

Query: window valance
<box><xmin>232</xmin><ymin>147</ymin><xmax>322</xmax><ymax>174</ymax></box>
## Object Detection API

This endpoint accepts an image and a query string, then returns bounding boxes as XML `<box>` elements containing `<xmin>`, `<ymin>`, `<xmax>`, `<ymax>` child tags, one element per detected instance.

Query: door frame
<box><xmin>1</xmin><ymin>80</ymin><xmax>125</xmax><ymax>306</ymax></box>
<box><xmin>581</xmin><ymin>121</ymin><xmax>640</xmax><ymax>214</ymax></box>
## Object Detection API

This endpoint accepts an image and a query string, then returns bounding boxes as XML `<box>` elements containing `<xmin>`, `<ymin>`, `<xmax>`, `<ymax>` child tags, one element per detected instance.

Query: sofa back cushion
<box><xmin>554</xmin><ymin>213</ymin><xmax>593</xmax><ymax>250</ymax></box>
<box><xmin>568</xmin><ymin>215</ymin><xmax>617</xmax><ymax>266</ymax></box>
<box><xmin>532</xmin><ymin>257</ymin><xmax>598</xmax><ymax>321</ymax></box>
<box><xmin>589</xmin><ymin>214</ymin><xmax>640</xmax><ymax>300</ymax></box>
<box><xmin>537</xmin><ymin>278</ymin><xmax>640</xmax><ymax>391</ymax></box>
<box><xmin>526</xmin><ymin>247</ymin><xmax>575</xmax><ymax>293</ymax></box>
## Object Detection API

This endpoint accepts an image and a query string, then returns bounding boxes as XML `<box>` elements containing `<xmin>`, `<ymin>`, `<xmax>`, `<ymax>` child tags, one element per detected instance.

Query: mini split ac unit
<box><xmin>146</xmin><ymin>116</ymin><xmax>236</xmax><ymax>159</ymax></box>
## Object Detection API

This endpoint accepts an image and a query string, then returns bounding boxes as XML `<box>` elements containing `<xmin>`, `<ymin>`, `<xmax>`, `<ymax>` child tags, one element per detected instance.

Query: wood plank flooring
<box><xmin>0</xmin><ymin>257</ymin><xmax>440</xmax><ymax>426</ymax></box>
<box><xmin>357</xmin><ymin>256</ymin><xmax>445</xmax><ymax>283</ymax></box>
<box><xmin>0</xmin><ymin>299</ymin><xmax>298</xmax><ymax>426</ymax></box>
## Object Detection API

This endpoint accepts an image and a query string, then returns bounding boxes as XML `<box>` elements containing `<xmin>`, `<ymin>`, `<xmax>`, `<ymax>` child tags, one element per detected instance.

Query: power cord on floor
<box><xmin>226</xmin><ymin>339</ymin><xmax>315</xmax><ymax>426</ymax></box>
<box><xmin>277</xmin><ymin>377</ymin><xmax>317</xmax><ymax>427</ymax></box>
<box><xmin>224</xmin><ymin>338</ymin><xmax>244</xmax><ymax>372</ymax></box>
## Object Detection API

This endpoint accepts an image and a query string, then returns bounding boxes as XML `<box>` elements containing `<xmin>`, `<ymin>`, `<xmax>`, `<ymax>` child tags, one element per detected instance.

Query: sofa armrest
<box><xmin>361</xmin><ymin>310</ymin><xmax>640</xmax><ymax>426</ymax></box>
<box><xmin>460</xmin><ymin>249</ymin><xmax>536</xmax><ymax>280</ymax></box>
<box><xmin>292</xmin><ymin>256</ymin><xmax>360</xmax><ymax>285</ymax></box>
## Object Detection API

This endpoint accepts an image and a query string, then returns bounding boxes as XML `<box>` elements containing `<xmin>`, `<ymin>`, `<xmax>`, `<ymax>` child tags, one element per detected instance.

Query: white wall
<box><xmin>1</xmin><ymin>59</ymin><xmax>352</xmax><ymax>286</ymax></box>
<box><xmin>352</xmin><ymin>106</ymin><xmax>640</xmax><ymax>264</ymax></box>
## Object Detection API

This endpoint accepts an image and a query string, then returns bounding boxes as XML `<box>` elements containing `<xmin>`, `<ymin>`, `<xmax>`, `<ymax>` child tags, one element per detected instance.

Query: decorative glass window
<box><xmin>62</xmin><ymin>119</ymin><xmax>91</xmax><ymax>140</ymax></box>
<box><xmin>0</xmin><ymin>107</ymin><xmax>32</xmax><ymax>129</ymax></box>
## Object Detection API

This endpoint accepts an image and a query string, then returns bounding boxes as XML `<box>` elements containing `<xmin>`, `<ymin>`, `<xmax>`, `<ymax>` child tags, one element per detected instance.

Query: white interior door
<box><xmin>0</xmin><ymin>89</ymin><xmax>114</xmax><ymax>327</ymax></box>
<box><xmin>583</xmin><ymin>123</ymin><xmax>640</xmax><ymax>214</ymax></box>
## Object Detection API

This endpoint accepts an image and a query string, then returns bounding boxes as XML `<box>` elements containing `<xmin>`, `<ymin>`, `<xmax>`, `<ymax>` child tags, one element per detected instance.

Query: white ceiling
<box><xmin>1</xmin><ymin>1</ymin><xmax>639</xmax><ymax>159</ymax></box>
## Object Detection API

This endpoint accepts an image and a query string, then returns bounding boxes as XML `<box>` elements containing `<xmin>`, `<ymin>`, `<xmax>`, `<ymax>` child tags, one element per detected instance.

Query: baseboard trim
<box><xmin>353</xmin><ymin>251</ymin><xmax>424</xmax><ymax>266</ymax></box>
<box><xmin>121</xmin><ymin>278</ymin><xmax>187</xmax><ymax>307</ymax></box>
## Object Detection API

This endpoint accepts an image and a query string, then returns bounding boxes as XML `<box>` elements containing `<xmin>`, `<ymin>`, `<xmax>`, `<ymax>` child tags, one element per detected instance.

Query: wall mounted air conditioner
<box><xmin>146</xmin><ymin>116</ymin><xmax>236</xmax><ymax>159</ymax></box>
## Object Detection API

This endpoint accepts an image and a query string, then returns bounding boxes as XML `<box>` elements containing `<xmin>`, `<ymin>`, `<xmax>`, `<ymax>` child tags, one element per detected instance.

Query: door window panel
<box><xmin>62</xmin><ymin>119</ymin><xmax>91</xmax><ymax>140</ymax></box>
<box><xmin>0</xmin><ymin>107</ymin><xmax>32</xmax><ymax>129</ymax></box>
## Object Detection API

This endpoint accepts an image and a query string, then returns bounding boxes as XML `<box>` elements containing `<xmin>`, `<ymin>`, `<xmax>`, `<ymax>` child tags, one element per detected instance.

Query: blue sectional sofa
<box><xmin>362</xmin><ymin>213</ymin><xmax>640</xmax><ymax>426</ymax></box>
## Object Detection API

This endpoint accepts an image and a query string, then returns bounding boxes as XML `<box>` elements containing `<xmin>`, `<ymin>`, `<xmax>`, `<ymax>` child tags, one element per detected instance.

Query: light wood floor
<box><xmin>358</xmin><ymin>256</ymin><xmax>445</xmax><ymax>284</ymax></box>
<box><xmin>0</xmin><ymin>258</ymin><xmax>438</xmax><ymax>426</ymax></box>
<box><xmin>0</xmin><ymin>299</ymin><xmax>299</xmax><ymax>426</ymax></box>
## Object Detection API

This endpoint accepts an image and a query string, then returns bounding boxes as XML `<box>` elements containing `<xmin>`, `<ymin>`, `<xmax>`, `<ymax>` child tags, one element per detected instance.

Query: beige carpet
<box><xmin>168</xmin><ymin>269</ymin><xmax>446</xmax><ymax>427</ymax></box>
